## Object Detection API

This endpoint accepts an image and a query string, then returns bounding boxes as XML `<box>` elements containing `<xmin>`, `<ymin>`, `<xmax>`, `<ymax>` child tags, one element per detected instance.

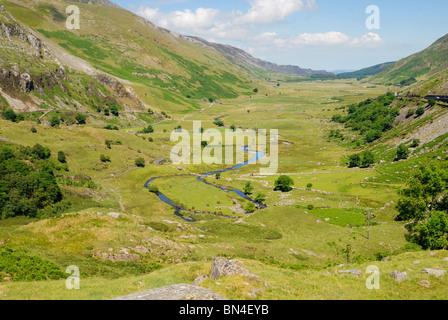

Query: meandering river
<box><xmin>144</xmin><ymin>146</ymin><xmax>267</xmax><ymax>222</ymax></box>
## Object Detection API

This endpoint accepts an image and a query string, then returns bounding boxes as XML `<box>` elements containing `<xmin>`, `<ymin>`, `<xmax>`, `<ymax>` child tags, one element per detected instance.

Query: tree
<box><xmin>75</xmin><ymin>113</ymin><xmax>86</xmax><ymax>124</ymax></box>
<box><xmin>201</xmin><ymin>141</ymin><xmax>208</xmax><ymax>148</ymax></box>
<box><xmin>244</xmin><ymin>182</ymin><xmax>254</xmax><ymax>195</ymax></box>
<box><xmin>31</xmin><ymin>127</ymin><xmax>37</xmax><ymax>133</ymax></box>
<box><xmin>135</xmin><ymin>157</ymin><xmax>145</xmax><ymax>167</ymax></box>
<box><xmin>100</xmin><ymin>154</ymin><xmax>111</xmax><ymax>163</ymax></box>
<box><xmin>245</xmin><ymin>202</ymin><xmax>256</xmax><ymax>213</ymax></box>
<box><xmin>3</xmin><ymin>109</ymin><xmax>17</xmax><ymax>122</ymax></box>
<box><xmin>428</xmin><ymin>99</ymin><xmax>437</xmax><ymax>107</ymax></box>
<box><xmin>214</xmin><ymin>120</ymin><xmax>224</xmax><ymax>127</ymax></box>
<box><xmin>255</xmin><ymin>193</ymin><xmax>266</xmax><ymax>203</ymax></box>
<box><xmin>215</xmin><ymin>172</ymin><xmax>221</xmax><ymax>180</ymax></box>
<box><xmin>230</xmin><ymin>124</ymin><xmax>236</xmax><ymax>132</ymax></box>
<box><xmin>253</xmin><ymin>88</ymin><xmax>258</xmax><ymax>93</ymax></box>
<box><xmin>306</xmin><ymin>183</ymin><xmax>313</xmax><ymax>190</ymax></box>
<box><xmin>110</xmin><ymin>105</ymin><xmax>119</xmax><ymax>116</ymax></box>
<box><xmin>416</xmin><ymin>107</ymin><xmax>425</xmax><ymax>117</ymax></box>
<box><xmin>50</xmin><ymin>116</ymin><xmax>60</xmax><ymax>127</ymax></box>
<box><xmin>360</xmin><ymin>150</ymin><xmax>375</xmax><ymax>168</ymax></box>
<box><xmin>105</xmin><ymin>140</ymin><xmax>112</xmax><ymax>149</ymax></box>
<box><xmin>274</xmin><ymin>175</ymin><xmax>294</xmax><ymax>192</ymax></box>
<box><xmin>396</xmin><ymin>162</ymin><xmax>448</xmax><ymax>249</ymax></box>
<box><xmin>396</xmin><ymin>144</ymin><xmax>409</xmax><ymax>160</ymax></box>
<box><xmin>104</xmin><ymin>108</ymin><xmax>110</xmax><ymax>116</ymax></box>
<box><xmin>411</xmin><ymin>139</ymin><xmax>420</xmax><ymax>148</ymax></box>
<box><xmin>57</xmin><ymin>151</ymin><xmax>66</xmax><ymax>163</ymax></box>
<box><xmin>140</xmin><ymin>125</ymin><xmax>154</xmax><ymax>134</ymax></box>
<box><xmin>348</xmin><ymin>154</ymin><xmax>361</xmax><ymax>168</ymax></box>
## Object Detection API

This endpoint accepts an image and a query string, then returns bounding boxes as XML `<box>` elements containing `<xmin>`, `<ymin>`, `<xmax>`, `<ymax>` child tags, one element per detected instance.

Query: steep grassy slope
<box><xmin>372</xmin><ymin>34</ymin><xmax>448</xmax><ymax>85</ymax></box>
<box><xmin>0</xmin><ymin>0</ymin><xmax>260</xmax><ymax>115</ymax></box>
<box><xmin>338</xmin><ymin>62</ymin><xmax>395</xmax><ymax>80</ymax></box>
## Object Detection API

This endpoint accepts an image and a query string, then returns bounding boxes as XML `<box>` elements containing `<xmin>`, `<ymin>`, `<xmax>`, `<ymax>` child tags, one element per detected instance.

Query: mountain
<box><xmin>372</xmin><ymin>34</ymin><xmax>448</xmax><ymax>85</ymax></box>
<box><xmin>338</xmin><ymin>62</ymin><xmax>395</xmax><ymax>79</ymax></box>
<box><xmin>182</xmin><ymin>36</ymin><xmax>331</xmax><ymax>77</ymax></box>
<box><xmin>64</xmin><ymin>0</ymin><xmax>121</xmax><ymax>9</ymax></box>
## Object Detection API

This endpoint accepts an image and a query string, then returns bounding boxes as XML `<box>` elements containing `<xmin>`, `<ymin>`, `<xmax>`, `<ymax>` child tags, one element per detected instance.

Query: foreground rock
<box><xmin>390</xmin><ymin>271</ymin><xmax>409</xmax><ymax>282</ymax></box>
<box><xmin>111</xmin><ymin>284</ymin><xmax>226</xmax><ymax>300</ymax></box>
<box><xmin>418</xmin><ymin>280</ymin><xmax>431</xmax><ymax>288</ymax></box>
<box><xmin>210</xmin><ymin>257</ymin><xmax>261</xmax><ymax>281</ymax></box>
<box><xmin>422</xmin><ymin>269</ymin><xmax>446</xmax><ymax>277</ymax></box>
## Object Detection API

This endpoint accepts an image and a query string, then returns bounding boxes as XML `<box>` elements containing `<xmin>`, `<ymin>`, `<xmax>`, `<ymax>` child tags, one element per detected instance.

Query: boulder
<box><xmin>422</xmin><ymin>268</ymin><xmax>446</xmax><ymax>277</ymax></box>
<box><xmin>193</xmin><ymin>275</ymin><xmax>208</xmax><ymax>286</ymax></box>
<box><xmin>108</xmin><ymin>212</ymin><xmax>121</xmax><ymax>219</ymax></box>
<box><xmin>210</xmin><ymin>257</ymin><xmax>260</xmax><ymax>281</ymax></box>
<box><xmin>390</xmin><ymin>271</ymin><xmax>409</xmax><ymax>282</ymax></box>
<box><xmin>111</xmin><ymin>284</ymin><xmax>226</xmax><ymax>300</ymax></box>
<box><xmin>418</xmin><ymin>280</ymin><xmax>431</xmax><ymax>288</ymax></box>
<box><xmin>338</xmin><ymin>270</ymin><xmax>362</xmax><ymax>276</ymax></box>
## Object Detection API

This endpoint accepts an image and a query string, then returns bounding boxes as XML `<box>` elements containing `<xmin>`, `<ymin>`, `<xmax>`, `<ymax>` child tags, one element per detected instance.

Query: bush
<box><xmin>416</xmin><ymin>107</ymin><xmax>425</xmax><ymax>117</ymax></box>
<box><xmin>411</xmin><ymin>139</ymin><xmax>420</xmax><ymax>148</ymax></box>
<box><xmin>57</xmin><ymin>151</ymin><xmax>66</xmax><ymax>163</ymax></box>
<box><xmin>148</xmin><ymin>186</ymin><xmax>159</xmax><ymax>194</ymax></box>
<box><xmin>139</xmin><ymin>125</ymin><xmax>154</xmax><ymax>134</ymax></box>
<box><xmin>348</xmin><ymin>154</ymin><xmax>361</xmax><ymax>168</ymax></box>
<box><xmin>3</xmin><ymin>109</ymin><xmax>17</xmax><ymax>122</ymax></box>
<box><xmin>213</xmin><ymin>120</ymin><xmax>224</xmax><ymax>127</ymax></box>
<box><xmin>428</xmin><ymin>99</ymin><xmax>437</xmax><ymax>107</ymax></box>
<box><xmin>50</xmin><ymin>116</ymin><xmax>60</xmax><ymax>127</ymax></box>
<box><xmin>244</xmin><ymin>182</ymin><xmax>254</xmax><ymax>195</ymax></box>
<box><xmin>245</xmin><ymin>202</ymin><xmax>256</xmax><ymax>213</ymax></box>
<box><xmin>135</xmin><ymin>157</ymin><xmax>145</xmax><ymax>167</ymax></box>
<box><xmin>31</xmin><ymin>127</ymin><xmax>37</xmax><ymax>133</ymax></box>
<box><xmin>75</xmin><ymin>113</ymin><xmax>87</xmax><ymax>124</ymax></box>
<box><xmin>100</xmin><ymin>154</ymin><xmax>111</xmax><ymax>163</ymax></box>
<box><xmin>396</xmin><ymin>144</ymin><xmax>409</xmax><ymax>160</ymax></box>
<box><xmin>360</xmin><ymin>150</ymin><xmax>375</xmax><ymax>168</ymax></box>
<box><xmin>255</xmin><ymin>193</ymin><xmax>266</xmax><ymax>203</ymax></box>
<box><xmin>306</xmin><ymin>183</ymin><xmax>313</xmax><ymax>189</ymax></box>
<box><xmin>104</xmin><ymin>125</ymin><xmax>119</xmax><ymax>130</ymax></box>
<box><xmin>274</xmin><ymin>175</ymin><xmax>294</xmax><ymax>192</ymax></box>
<box><xmin>307</xmin><ymin>204</ymin><xmax>314</xmax><ymax>210</ymax></box>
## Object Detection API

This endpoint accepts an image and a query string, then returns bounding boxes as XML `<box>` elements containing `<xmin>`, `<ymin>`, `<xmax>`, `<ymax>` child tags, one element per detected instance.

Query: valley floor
<box><xmin>1</xmin><ymin>80</ymin><xmax>447</xmax><ymax>300</ymax></box>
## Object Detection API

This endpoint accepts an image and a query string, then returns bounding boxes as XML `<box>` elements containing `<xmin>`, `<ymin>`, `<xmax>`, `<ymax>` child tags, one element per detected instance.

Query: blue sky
<box><xmin>111</xmin><ymin>0</ymin><xmax>448</xmax><ymax>71</ymax></box>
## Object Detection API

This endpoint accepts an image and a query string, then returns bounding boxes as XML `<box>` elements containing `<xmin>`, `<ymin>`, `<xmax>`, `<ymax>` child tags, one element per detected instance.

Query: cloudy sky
<box><xmin>112</xmin><ymin>0</ymin><xmax>448</xmax><ymax>72</ymax></box>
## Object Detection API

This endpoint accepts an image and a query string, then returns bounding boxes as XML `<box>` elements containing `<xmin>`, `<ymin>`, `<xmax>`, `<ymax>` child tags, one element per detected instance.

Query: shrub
<box><xmin>3</xmin><ymin>109</ymin><xmax>17</xmax><ymax>122</ymax></box>
<box><xmin>75</xmin><ymin>113</ymin><xmax>86</xmax><ymax>124</ymax></box>
<box><xmin>135</xmin><ymin>157</ymin><xmax>145</xmax><ymax>167</ymax></box>
<box><xmin>140</xmin><ymin>125</ymin><xmax>154</xmax><ymax>134</ymax></box>
<box><xmin>360</xmin><ymin>150</ymin><xmax>375</xmax><ymax>168</ymax></box>
<box><xmin>416</xmin><ymin>107</ymin><xmax>425</xmax><ymax>117</ymax></box>
<box><xmin>104</xmin><ymin>125</ymin><xmax>119</xmax><ymax>130</ymax></box>
<box><xmin>428</xmin><ymin>99</ymin><xmax>437</xmax><ymax>107</ymax></box>
<box><xmin>100</xmin><ymin>154</ymin><xmax>111</xmax><ymax>163</ymax></box>
<box><xmin>244</xmin><ymin>182</ymin><xmax>254</xmax><ymax>195</ymax></box>
<box><xmin>50</xmin><ymin>116</ymin><xmax>60</xmax><ymax>127</ymax></box>
<box><xmin>348</xmin><ymin>154</ymin><xmax>361</xmax><ymax>168</ymax></box>
<box><xmin>31</xmin><ymin>127</ymin><xmax>37</xmax><ymax>133</ymax></box>
<box><xmin>148</xmin><ymin>186</ymin><xmax>159</xmax><ymax>194</ymax></box>
<box><xmin>306</xmin><ymin>183</ymin><xmax>313</xmax><ymax>189</ymax></box>
<box><xmin>396</xmin><ymin>144</ymin><xmax>410</xmax><ymax>160</ymax></box>
<box><xmin>57</xmin><ymin>151</ymin><xmax>66</xmax><ymax>163</ymax></box>
<box><xmin>411</xmin><ymin>139</ymin><xmax>420</xmax><ymax>148</ymax></box>
<box><xmin>307</xmin><ymin>204</ymin><xmax>314</xmax><ymax>210</ymax></box>
<box><xmin>245</xmin><ymin>202</ymin><xmax>256</xmax><ymax>213</ymax></box>
<box><xmin>255</xmin><ymin>193</ymin><xmax>266</xmax><ymax>203</ymax></box>
<box><xmin>274</xmin><ymin>175</ymin><xmax>294</xmax><ymax>192</ymax></box>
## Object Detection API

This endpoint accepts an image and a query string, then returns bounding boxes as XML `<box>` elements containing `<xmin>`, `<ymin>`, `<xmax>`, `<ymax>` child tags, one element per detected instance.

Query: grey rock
<box><xmin>108</xmin><ymin>212</ymin><xmax>121</xmax><ymax>219</ymax></box>
<box><xmin>111</xmin><ymin>284</ymin><xmax>226</xmax><ymax>300</ymax></box>
<box><xmin>413</xmin><ymin>260</ymin><xmax>420</xmax><ymax>264</ymax></box>
<box><xmin>390</xmin><ymin>271</ymin><xmax>409</xmax><ymax>282</ymax></box>
<box><xmin>193</xmin><ymin>275</ymin><xmax>208</xmax><ymax>286</ymax></box>
<box><xmin>338</xmin><ymin>270</ymin><xmax>362</xmax><ymax>276</ymax></box>
<box><xmin>210</xmin><ymin>257</ymin><xmax>260</xmax><ymax>281</ymax></box>
<box><xmin>418</xmin><ymin>280</ymin><xmax>431</xmax><ymax>288</ymax></box>
<box><xmin>422</xmin><ymin>268</ymin><xmax>446</xmax><ymax>277</ymax></box>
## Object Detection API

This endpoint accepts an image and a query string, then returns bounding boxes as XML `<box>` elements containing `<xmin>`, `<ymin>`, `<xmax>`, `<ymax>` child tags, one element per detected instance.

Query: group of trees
<box><xmin>348</xmin><ymin>150</ymin><xmax>375</xmax><ymax>168</ymax></box>
<box><xmin>397</xmin><ymin>162</ymin><xmax>448</xmax><ymax>249</ymax></box>
<box><xmin>0</xmin><ymin>144</ymin><xmax>63</xmax><ymax>219</ymax></box>
<box><xmin>331</xmin><ymin>92</ymin><xmax>398</xmax><ymax>144</ymax></box>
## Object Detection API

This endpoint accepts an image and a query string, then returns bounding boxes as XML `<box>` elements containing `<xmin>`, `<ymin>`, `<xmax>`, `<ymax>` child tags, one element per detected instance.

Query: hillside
<box><xmin>183</xmin><ymin>36</ymin><xmax>332</xmax><ymax>77</ymax></box>
<box><xmin>338</xmin><ymin>62</ymin><xmax>395</xmax><ymax>79</ymax></box>
<box><xmin>372</xmin><ymin>34</ymin><xmax>448</xmax><ymax>85</ymax></box>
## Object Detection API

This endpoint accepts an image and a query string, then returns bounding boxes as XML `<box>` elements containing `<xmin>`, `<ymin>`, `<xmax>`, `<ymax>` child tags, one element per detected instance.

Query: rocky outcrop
<box><xmin>422</xmin><ymin>268</ymin><xmax>446</xmax><ymax>277</ymax></box>
<box><xmin>210</xmin><ymin>257</ymin><xmax>261</xmax><ymax>281</ymax></box>
<box><xmin>193</xmin><ymin>275</ymin><xmax>208</xmax><ymax>286</ymax></box>
<box><xmin>111</xmin><ymin>284</ymin><xmax>226</xmax><ymax>300</ymax></box>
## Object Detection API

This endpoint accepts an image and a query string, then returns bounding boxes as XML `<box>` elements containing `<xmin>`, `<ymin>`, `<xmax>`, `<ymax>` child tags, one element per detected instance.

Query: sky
<box><xmin>110</xmin><ymin>0</ymin><xmax>448</xmax><ymax>72</ymax></box>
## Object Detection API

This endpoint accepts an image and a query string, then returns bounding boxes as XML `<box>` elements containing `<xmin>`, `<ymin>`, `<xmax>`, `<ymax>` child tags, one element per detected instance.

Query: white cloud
<box><xmin>237</xmin><ymin>0</ymin><xmax>318</xmax><ymax>24</ymax></box>
<box><xmin>268</xmin><ymin>32</ymin><xmax>384</xmax><ymax>48</ymax></box>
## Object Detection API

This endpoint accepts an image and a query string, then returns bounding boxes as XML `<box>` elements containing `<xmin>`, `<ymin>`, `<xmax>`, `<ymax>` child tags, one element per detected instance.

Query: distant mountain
<box><xmin>179</xmin><ymin>36</ymin><xmax>332</xmax><ymax>77</ymax></box>
<box><xmin>338</xmin><ymin>62</ymin><xmax>395</xmax><ymax>79</ymax></box>
<box><xmin>372</xmin><ymin>34</ymin><xmax>448</xmax><ymax>85</ymax></box>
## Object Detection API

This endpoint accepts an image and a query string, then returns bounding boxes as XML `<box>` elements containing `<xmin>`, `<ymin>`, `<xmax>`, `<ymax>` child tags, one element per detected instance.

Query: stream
<box><xmin>144</xmin><ymin>146</ymin><xmax>267</xmax><ymax>222</ymax></box>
